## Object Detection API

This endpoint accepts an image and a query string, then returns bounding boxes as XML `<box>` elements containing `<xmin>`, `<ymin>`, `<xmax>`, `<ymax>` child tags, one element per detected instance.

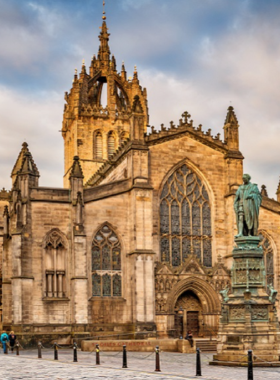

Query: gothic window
<box><xmin>44</xmin><ymin>229</ymin><xmax>67</xmax><ymax>298</ymax></box>
<box><xmin>95</xmin><ymin>131</ymin><xmax>103</xmax><ymax>159</ymax></box>
<box><xmin>91</xmin><ymin>224</ymin><xmax>122</xmax><ymax>297</ymax></box>
<box><xmin>160</xmin><ymin>164</ymin><xmax>212</xmax><ymax>267</ymax></box>
<box><xmin>108</xmin><ymin>131</ymin><xmax>115</xmax><ymax>157</ymax></box>
<box><xmin>259</xmin><ymin>232</ymin><xmax>274</xmax><ymax>287</ymax></box>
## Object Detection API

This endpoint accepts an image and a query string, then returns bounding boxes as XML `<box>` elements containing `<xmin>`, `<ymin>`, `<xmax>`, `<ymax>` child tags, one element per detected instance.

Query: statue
<box><xmin>268</xmin><ymin>284</ymin><xmax>278</xmax><ymax>303</ymax></box>
<box><xmin>234</xmin><ymin>174</ymin><xmax>262</xmax><ymax>238</ymax></box>
<box><xmin>220</xmin><ymin>285</ymin><xmax>230</xmax><ymax>303</ymax></box>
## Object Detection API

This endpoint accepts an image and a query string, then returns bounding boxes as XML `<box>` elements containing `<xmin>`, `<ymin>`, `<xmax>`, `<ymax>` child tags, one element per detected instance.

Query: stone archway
<box><xmin>167</xmin><ymin>276</ymin><xmax>221</xmax><ymax>337</ymax></box>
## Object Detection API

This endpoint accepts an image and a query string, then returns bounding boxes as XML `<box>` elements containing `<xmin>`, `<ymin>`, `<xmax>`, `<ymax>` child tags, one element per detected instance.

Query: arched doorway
<box><xmin>174</xmin><ymin>290</ymin><xmax>202</xmax><ymax>337</ymax></box>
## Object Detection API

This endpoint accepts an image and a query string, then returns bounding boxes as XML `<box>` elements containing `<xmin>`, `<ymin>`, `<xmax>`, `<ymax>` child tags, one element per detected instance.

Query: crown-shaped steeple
<box><xmin>62</xmin><ymin>2</ymin><xmax>149</xmax><ymax>187</ymax></box>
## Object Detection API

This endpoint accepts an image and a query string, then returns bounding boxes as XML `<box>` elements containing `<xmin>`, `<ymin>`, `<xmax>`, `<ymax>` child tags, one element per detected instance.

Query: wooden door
<box><xmin>187</xmin><ymin>311</ymin><xmax>199</xmax><ymax>336</ymax></box>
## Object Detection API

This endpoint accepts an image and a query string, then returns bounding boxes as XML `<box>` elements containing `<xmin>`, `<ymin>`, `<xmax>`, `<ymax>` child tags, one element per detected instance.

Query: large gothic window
<box><xmin>91</xmin><ymin>224</ymin><xmax>122</xmax><ymax>297</ymax></box>
<box><xmin>160</xmin><ymin>164</ymin><xmax>212</xmax><ymax>267</ymax></box>
<box><xmin>259</xmin><ymin>232</ymin><xmax>274</xmax><ymax>288</ymax></box>
<box><xmin>44</xmin><ymin>229</ymin><xmax>67</xmax><ymax>298</ymax></box>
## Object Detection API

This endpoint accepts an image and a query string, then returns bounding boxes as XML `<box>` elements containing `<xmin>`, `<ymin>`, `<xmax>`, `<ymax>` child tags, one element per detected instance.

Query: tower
<box><xmin>62</xmin><ymin>5</ymin><xmax>149</xmax><ymax>187</ymax></box>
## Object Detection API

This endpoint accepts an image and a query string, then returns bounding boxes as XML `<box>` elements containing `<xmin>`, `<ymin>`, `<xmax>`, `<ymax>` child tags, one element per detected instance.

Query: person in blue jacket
<box><xmin>1</xmin><ymin>330</ymin><xmax>9</xmax><ymax>354</ymax></box>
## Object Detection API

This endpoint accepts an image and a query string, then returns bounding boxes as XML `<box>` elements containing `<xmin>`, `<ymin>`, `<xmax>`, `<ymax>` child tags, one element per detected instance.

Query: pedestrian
<box><xmin>185</xmin><ymin>330</ymin><xmax>193</xmax><ymax>347</ymax></box>
<box><xmin>1</xmin><ymin>330</ymin><xmax>9</xmax><ymax>354</ymax></box>
<box><xmin>9</xmin><ymin>331</ymin><xmax>17</xmax><ymax>353</ymax></box>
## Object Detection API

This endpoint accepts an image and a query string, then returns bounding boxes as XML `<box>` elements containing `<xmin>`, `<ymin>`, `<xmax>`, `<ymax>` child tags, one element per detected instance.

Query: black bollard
<box><xmin>155</xmin><ymin>346</ymin><xmax>161</xmax><ymax>372</ymax></box>
<box><xmin>16</xmin><ymin>341</ymin><xmax>20</xmax><ymax>356</ymax></box>
<box><xmin>54</xmin><ymin>342</ymin><xmax>58</xmax><ymax>361</ymax></box>
<box><xmin>96</xmin><ymin>344</ymin><xmax>100</xmax><ymax>365</ymax></box>
<box><xmin>248</xmin><ymin>350</ymin><xmax>253</xmax><ymax>380</ymax></box>
<box><xmin>38</xmin><ymin>341</ymin><xmax>42</xmax><ymax>359</ymax></box>
<box><xmin>122</xmin><ymin>345</ymin><xmax>128</xmax><ymax>368</ymax></box>
<box><xmin>73</xmin><ymin>342</ymin><xmax>78</xmax><ymax>362</ymax></box>
<box><xmin>196</xmin><ymin>348</ymin><xmax>202</xmax><ymax>376</ymax></box>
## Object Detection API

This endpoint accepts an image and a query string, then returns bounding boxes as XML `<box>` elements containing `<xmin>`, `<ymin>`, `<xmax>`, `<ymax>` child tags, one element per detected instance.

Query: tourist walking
<box><xmin>1</xmin><ymin>331</ymin><xmax>9</xmax><ymax>354</ymax></box>
<box><xmin>9</xmin><ymin>331</ymin><xmax>17</xmax><ymax>353</ymax></box>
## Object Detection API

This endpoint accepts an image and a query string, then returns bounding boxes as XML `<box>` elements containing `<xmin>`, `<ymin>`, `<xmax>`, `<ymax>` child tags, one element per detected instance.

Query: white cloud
<box><xmin>0</xmin><ymin>86</ymin><xmax>64</xmax><ymax>190</ymax></box>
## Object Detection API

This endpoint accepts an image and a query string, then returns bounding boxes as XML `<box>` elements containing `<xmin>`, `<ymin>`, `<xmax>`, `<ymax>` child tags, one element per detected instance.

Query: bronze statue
<box><xmin>234</xmin><ymin>174</ymin><xmax>262</xmax><ymax>238</ymax></box>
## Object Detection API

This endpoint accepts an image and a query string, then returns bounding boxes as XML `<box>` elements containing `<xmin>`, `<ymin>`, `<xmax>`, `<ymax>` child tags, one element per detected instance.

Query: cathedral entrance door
<box><xmin>187</xmin><ymin>311</ymin><xmax>199</xmax><ymax>336</ymax></box>
<box><xmin>174</xmin><ymin>290</ymin><xmax>202</xmax><ymax>337</ymax></box>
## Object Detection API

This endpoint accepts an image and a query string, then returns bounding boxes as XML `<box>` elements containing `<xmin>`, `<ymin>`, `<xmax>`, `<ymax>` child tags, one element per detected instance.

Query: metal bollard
<box><xmin>16</xmin><ymin>341</ymin><xmax>20</xmax><ymax>356</ymax></box>
<box><xmin>248</xmin><ymin>350</ymin><xmax>253</xmax><ymax>380</ymax></box>
<box><xmin>54</xmin><ymin>342</ymin><xmax>58</xmax><ymax>360</ymax></box>
<box><xmin>96</xmin><ymin>344</ymin><xmax>100</xmax><ymax>365</ymax></box>
<box><xmin>73</xmin><ymin>342</ymin><xmax>78</xmax><ymax>362</ymax></box>
<box><xmin>38</xmin><ymin>341</ymin><xmax>42</xmax><ymax>359</ymax></box>
<box><xmin>196</xmin><ymin>348</ymin><xmax>202</xmax><ymax>376</ymax></box>
<box><xmin>122</xmin><ymin>345</ymin><xmax>128</xmax><ymax>368</ymax></box>
<box><xmin>155</xmin><ymin>346</ymin><xmax>161</xmax><ymax>372</ymax></box>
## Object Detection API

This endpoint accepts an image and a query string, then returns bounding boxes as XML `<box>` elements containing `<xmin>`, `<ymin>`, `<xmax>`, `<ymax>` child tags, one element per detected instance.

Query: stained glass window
<box><xmin>160</xmin><ymin>164</ymin><xmax>212</xmax><ymax>267</ymax></box>
<box><xmin>259</xmin><ymin>232</ymin><xmax>274</xmax><ymax>288</ymax></box>
<box><xmin>91</xmin><ymin>224</ymin><xmax>122</xmax><ymax>297</ymax></box>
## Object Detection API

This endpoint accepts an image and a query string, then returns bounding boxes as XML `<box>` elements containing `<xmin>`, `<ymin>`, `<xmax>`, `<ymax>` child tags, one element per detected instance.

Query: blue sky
<box><xmin>0</xmin><ymin>0</ymin><xmax>280</xmax><ymax>196</ymax></box>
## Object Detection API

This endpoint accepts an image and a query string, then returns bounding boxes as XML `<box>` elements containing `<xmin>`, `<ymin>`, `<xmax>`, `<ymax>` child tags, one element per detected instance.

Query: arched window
<box><xmin>44</xmin><ymin>229</ymin><xmax>67</xmax><ymax>298</ymax></box>
<box><xmin>92</xmin><ymin>224</ymin><xmax>122</xmax><ymax>297</ymax></box>
<box><xmin>259</xmin><ymin>232</ymin><xmax>274</xmax><ymax>288</ymax></box>
<box><xmin>107</xmin><ymin>131</ymin><xmax>115</xmax><ymax>157</ymax></box>
<box><xmin>160</xmin><ymin>164</ymin><xmax>212</xmax><ymax>267</ymax></box>
<box><xmin>95</xmin><ymin>131</ymin><xmax>103</xmax><ymax>159</ymax></box>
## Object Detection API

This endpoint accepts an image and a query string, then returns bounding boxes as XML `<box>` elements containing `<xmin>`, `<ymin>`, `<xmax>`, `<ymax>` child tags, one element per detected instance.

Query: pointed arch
<box><xmin>91</xmin><ymin>223</ymin><xmax>122</xmax><ymax>297</ymax></box>
<box><xmin>43</xmin><ymin>229</ymin><xmax>68</xmax><ymax>298</ymax></box>
<box><xmin>159</xmin><ymin>162</ymin><xmax>212</xmax><ymax>267</ymax></box>
<box><xmin>94</xmin><ymin>130</ymin><xmax>103</xmax><ymax>159</ymax></box>
<box><xmin>107</xmin><ymin>131</ymin><xmax>116</xmax><ymax>157</ymax></box>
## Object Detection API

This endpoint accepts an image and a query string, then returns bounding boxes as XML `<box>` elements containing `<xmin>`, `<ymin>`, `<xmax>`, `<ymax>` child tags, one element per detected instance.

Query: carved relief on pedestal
<box><xmin>251</xmin><ymin>306</ymin><xmax>268</xmax><ymax>320</ymax></box>
<box><xmin>229</xmin><ymin>306</ymin><xmax>245</xmax><ymax>321</ymax></box>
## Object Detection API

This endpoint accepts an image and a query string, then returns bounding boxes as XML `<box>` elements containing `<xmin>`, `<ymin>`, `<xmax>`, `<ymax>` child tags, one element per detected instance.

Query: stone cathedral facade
<box><xmin>0</xmin><ymin>16</ymin><xmax>280</xmax><ymax>341</ymax></box>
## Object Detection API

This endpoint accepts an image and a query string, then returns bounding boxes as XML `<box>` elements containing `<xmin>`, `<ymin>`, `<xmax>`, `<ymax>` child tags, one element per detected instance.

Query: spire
<box><xmin>261</xmin><ymin>185</ymin><xmax>268</xmax><ymax>197</ymax></box>
<box><xmin>224</xmin><ymin>105</ymin><xmax>238</xmax><ymax>125</ymax></box>
<box><xmin>223</xmin><ymin>105</ymin><xmax>240</xmax><ymax>151</ymax></box>
<box><xmin>98</xmin><ymin>1</ymin><xmax>111</xmax><ymax>63</ymax></box>
<box><xmin>20</xmin><ymin>152</ymin><xmax>38</xmax><ymax>175</ymax></box>
<box><xmin>11</xmin><ymin>142</ymin><xmax>39</xmax><ymax>184</ymax></box>
<box><xmin>70</xmin><ymin>156</ymin><xmax>84</xmax><ymax>178</ymax></box>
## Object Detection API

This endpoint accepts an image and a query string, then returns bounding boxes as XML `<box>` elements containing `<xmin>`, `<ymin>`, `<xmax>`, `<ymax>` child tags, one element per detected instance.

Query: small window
<box><xmin>108</xmin><ymin>131</ymin><xmax>115</xmax><ymax>157</ymax></box>
<box><xmin>95</xmin><ymin>131</ymin><xmax>103</xmax><ymax>159</ymax></box>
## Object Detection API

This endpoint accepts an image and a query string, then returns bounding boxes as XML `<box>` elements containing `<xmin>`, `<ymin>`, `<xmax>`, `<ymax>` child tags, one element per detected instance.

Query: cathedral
<box><xmin>0</xmin><ymin>9</ymin><xmax>280</xmax><ymax>342</ymax></box>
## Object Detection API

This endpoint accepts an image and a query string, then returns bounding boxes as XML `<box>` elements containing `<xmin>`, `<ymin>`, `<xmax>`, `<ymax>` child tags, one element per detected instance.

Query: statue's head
<box><xmin>242</xmin><ymin>174</ymin><xmax>251</xmax><ymax>184</ymax></box>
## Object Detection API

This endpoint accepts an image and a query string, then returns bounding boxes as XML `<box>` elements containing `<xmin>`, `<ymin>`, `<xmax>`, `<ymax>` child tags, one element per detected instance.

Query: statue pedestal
<box><xmin>210</xmin><ymin>237</ymin><xmax>280</xmax><ymax>366</ymax></box>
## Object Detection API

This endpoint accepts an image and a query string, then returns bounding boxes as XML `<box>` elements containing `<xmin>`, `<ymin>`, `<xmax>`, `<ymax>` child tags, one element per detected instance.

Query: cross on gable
<box><xmin>182</xmin><ymin>111</ymin><xmax>191</xmax><ymax>124</ymax></box>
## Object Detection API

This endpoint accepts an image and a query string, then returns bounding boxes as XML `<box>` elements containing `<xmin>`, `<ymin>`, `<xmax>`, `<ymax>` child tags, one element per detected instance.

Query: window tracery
<box><xmin>91</xmin><ymin>224</ymin><xmax>122</xmax><ymax>297</ymax></box>
<box><xmin>160</xmin><ymin>164</ymin><xmax>212</xmax><ymax>267</ymax></box>
<box><xmin>259</xmin><ymin>232</ymin><xmax>274</xmax><ymax>287</ymax></box>
<box><xmin>44</xmin><ymin>229</ymin><xmax>67</xmax><ymax>298</ymax></box>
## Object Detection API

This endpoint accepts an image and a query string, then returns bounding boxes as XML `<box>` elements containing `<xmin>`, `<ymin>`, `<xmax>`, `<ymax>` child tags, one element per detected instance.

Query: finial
<box><xmin>102</xmin><ymin>0</ymin><xmax>106</xmax><ymax>20</ymax></box>
<box><xmin>75</xmin><ymin>68</ymin><xmax>77</xmax><ymax>75</ymax></box>
<box><xmin>134</xmin><ymin>65</ymin><xmax>137</xmax><ymax>73</ymax></box>
<box><xmin>82</xmin><ymin>59</ymin><xmax>85</xmax><ymax>66</ymax></box>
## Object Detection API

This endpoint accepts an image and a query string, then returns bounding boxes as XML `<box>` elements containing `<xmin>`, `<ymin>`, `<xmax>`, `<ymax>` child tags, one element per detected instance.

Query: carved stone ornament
<box><xmin>229</xmin><ymin>306</ymin><xmax>245</xmax><ymax>320</ymax></box>
<box><xmin>251</xmin><ymin>306</ymin><xmax>268</xmax><ymax>320</ymax></box>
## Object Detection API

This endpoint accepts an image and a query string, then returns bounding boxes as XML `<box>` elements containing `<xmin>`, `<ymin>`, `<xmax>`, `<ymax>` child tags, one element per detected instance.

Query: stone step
<box><xmin>195</xmin><ymin>339</ymin><xmax>217</xmax><ymax>352</ymax></box>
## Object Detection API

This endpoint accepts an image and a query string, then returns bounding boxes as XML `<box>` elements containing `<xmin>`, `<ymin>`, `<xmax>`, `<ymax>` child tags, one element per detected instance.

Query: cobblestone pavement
<box><xmin>0</xmin><ymin>349</ymin><xmax>280</xmax><ymax>379</ymax></box>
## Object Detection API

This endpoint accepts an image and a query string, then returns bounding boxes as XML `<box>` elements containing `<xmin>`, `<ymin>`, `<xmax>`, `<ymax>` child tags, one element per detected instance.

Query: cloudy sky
<box><xmin>0</xmin><ymin>0</ymin><xmax>279</xmax><ymax>197</ymax></box>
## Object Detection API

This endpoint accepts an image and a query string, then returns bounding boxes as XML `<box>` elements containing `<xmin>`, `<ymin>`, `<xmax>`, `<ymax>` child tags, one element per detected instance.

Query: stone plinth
<box><xmin>210</xmin><ymin>236</ymin><xmax>280</xmax><ymax>367</ymax></box>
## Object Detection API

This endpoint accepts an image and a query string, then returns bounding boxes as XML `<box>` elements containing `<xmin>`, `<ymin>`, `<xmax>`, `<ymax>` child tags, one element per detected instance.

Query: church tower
<box><xmin>62</xmin><ymin>3</ymin><xmax>149</xmax><ymax>187</ymax></box>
